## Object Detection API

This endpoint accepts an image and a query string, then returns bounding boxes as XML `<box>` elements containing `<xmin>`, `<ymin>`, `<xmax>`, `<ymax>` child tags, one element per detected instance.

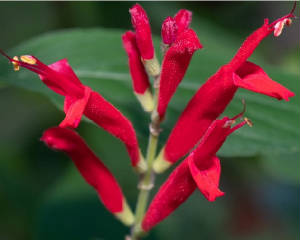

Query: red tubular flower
<box><xmin>142</xmin><ymin>115</ymin><xmax>248</xmax><ymax>231</ymax></box>
<box><xmin>122</xmin><ymin>31</ymin><xmax>154</xmax><ymax>112</ymax></box>
<box><xmin>157</xmin><ymin>29</ymin><xmax>203</xmax><ymax>119</ymax></box>
<box><xmin>153</xmin><ymin>12</ymin><xmax>295</xmax><ymax>173</ymax></box>
<box><xmin>174</xmin><ymin>9</ymin><xmax>192</xmax><ymax>34</ymax></box>
<box><xmin>129</xmin><ymin>3</ymin><xmax>154</xmax><ymax>60</ymax></box>
<box><xmin>0</xmin><ymin>52</ymin><xmax>146</xmax><ymax>172</ymax></box>
<box><xmin>129</xmin><ymin>4</ymin><xmax>160</xmax><ymax>78</ymax></box>
<box><xmin>41</xmin><ymin>127</ymin><xmax>134</xmax><ymax>226</ymax></box>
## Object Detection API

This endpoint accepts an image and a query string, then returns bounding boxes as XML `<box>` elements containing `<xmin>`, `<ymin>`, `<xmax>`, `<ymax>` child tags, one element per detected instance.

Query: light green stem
<box><xmin>133</xmin><ymin>132</ymin><xmax>158</xmax><ymax>233</ymax></box>
<box><xmin>131</xmin><ymin>77</ymin><xmax>160</xmax><ymax>240</ymax></box>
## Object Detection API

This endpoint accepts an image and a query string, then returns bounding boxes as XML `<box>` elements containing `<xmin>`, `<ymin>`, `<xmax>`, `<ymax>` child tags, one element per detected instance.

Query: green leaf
<box><xmin>0</xmin><ymin>28</ymin><xmax>299</xmax><ymax>183</ymax></box>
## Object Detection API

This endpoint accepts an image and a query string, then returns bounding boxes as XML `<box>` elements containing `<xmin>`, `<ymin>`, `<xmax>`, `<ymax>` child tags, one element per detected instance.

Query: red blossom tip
<box><xmin>161</xmin><ymin>16</ymin><xmax>178</xmax><ymax>45</ymax></box>
<box><xmin>174</xmin><ymin>9</ymin><xmax>192</xmax><ymax>34</ymax></box>
<box><xmin>129</xmin><ymin>4</ymin><xmax>154</xmax><ymax>60</ymax></box>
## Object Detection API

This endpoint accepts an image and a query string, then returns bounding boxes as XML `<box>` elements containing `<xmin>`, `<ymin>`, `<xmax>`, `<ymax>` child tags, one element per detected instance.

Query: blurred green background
<box><xmin>0</xmin><ymin>2</ymin><xmax>299</xmax><ymax>240</ymax></box>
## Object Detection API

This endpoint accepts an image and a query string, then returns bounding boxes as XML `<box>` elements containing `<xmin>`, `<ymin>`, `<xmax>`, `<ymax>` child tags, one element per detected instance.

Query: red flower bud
<box><xmin>174</xmin><ymin>9</ymin><xmax>192</xmax><ymax>34</ymax></box>
<box><xmin>122</xmin><ymin>31</ymin><xmax>154</xmax><ymax>112</ymax></box>
<box><xmin>41</xmin><ymin>127</ymin><xmax>134</xmax><ymax>225</ymax></box>
<box><xmin>129</xmin><ymin>4</ymin><xmax>154</xmax><ymax>60</ymax></box>
<box><xmin>0</xmin><ymin>52</ymin><xmax>146</xmax><ymax>172</ymax></box>
<box><xmin>154</xmin><ymin>14</ymin><xmax>295</xmax><ymax>173</ymax></box>
<box><xmin>143</xmin><ymin>115</ymin><xmax>247</xmax><ymax>231</ymax></box>
<box><xmin>161</xmin><ymin>17</ymin><xmax>178</xmax><ymax>45</ymax></box>
<box><xmin>157</xmin><ymin>29</ymin><xmax>203</xmax><ymax>119</ymax></box>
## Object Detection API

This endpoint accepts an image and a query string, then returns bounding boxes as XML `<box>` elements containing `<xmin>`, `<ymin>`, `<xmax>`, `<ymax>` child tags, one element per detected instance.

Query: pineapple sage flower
<box><xmin>0</xmin><ymin>51</ymin><xmax>146</xmax><ymax>173</ymax></box>
<box><xmin>159</xmin><ymin>9</ymin><xmax>202</xmax><ymax>120</ymax></box>
<box><xmin>153</xmin><ymin>10</ymin><xmax>295</xmax><ymax>173</ymax></box>
<box><xmin>158</xmin><ymin>27</ymin><xmax>203</xmax><ymax>120</ymax></box>
<box><xmin>41</xmin><ymin>127</ymin><xmax>134</xmax><ymax>226</ymax></box>
<box><xmin>142</xmin><ymin>113</ymin><xmax>251</xmax><ymax>231</ymax></box>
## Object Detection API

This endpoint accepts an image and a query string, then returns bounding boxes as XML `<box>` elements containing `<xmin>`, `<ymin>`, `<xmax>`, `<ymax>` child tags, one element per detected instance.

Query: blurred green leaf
<box><xmin>0</xmin><ymin>27</ymin><xmax>298</xmax><ymax>184</ymax></box>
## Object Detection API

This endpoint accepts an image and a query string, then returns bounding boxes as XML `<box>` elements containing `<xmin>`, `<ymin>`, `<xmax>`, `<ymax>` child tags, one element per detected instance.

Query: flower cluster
<box><xmin>0</xmin><ymin>3</ymin><xmax>296</xmax><ymax>239</ymax></box>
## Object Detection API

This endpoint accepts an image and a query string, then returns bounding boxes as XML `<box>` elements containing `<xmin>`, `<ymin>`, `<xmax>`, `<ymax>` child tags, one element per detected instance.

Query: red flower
<box><xmin>0</xmin><ymin>52</ymin><xmax>146</xmax><ymax>172</ymax></box>
<box><xmin>129</xmin><ymin>3</ymin><xmax>154</xmax><ymax>60</ymax></box>
<box><xmin>41</xmin><ymin>127</ymin><xmax>134</xmax><ymax>225</ymax></box>
<box><xmin>129</xmin><ymin>4</ymin><xmax>160</xmax><ymax>78</ymax></box>
<box><xmin>142</xmin><ymin>114</ymin><xmax>248</xmax><ymax>231</ymax></box>
<box><xmin>122</xmin><ymin>31</ymin><xmax>154</xmax><ymax>112</ymax></box>
<box><xmin>157</xmin><ymin>29</ymin><xmax>203</xmax><ymax>119</ymax></box>
<box><xmin>153</xmin><ymin>12</ymin><xmax>295</xmax><ymax>173</ymax></box>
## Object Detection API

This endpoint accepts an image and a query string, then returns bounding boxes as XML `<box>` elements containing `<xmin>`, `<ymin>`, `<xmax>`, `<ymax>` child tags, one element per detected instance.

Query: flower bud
<box><xmin>161</xmin><ymin>16</ymin><xmax>178</xmax><ymax>45</ymax></box>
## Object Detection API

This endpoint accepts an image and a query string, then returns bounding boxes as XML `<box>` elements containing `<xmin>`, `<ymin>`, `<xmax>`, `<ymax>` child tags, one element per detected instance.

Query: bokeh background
<box><xmin>0</xmin><ymin>2</ymin><xmax>299</xmax><ymax>240</ymax></box>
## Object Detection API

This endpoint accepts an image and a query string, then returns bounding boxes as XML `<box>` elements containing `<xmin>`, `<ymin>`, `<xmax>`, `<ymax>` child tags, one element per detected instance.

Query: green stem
<box><xmin>133</xmin><ymin>132</ymin><xmax>158</xmax><ymax>233</ymax></box>
<box><xmin>131</xmin><ymin>77</ymin><xmax>161</xmax><ymax>240</ymax></box>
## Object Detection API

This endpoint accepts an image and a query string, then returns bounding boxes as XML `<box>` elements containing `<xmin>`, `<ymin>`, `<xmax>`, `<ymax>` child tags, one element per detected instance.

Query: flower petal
<box><xmin>60</xmin><ymin>86</ymin><xmax>92</xmax><ymax>128</ymax></box>
<box><xmin>39</xmin><ymin>58</ymin><xmax>84</xmax><ymax>98</ymax></box>
<box><xmin>174</xmin><ymin>9</ymin><xmax>192</xmax><ymax>34</ymax></box>
<box><xmin>47</xmin><ymin>58</ymin><xmax>82</xmax><ymax>85</ymax></box>
<box><xmin>234</xmin><ymin>61</ymin><xmax>294</xmax><ymax>101</ymax></box>
<box><xmin>188</xmin><ymin>155</ymin><xmax>224</xmax><ymax>202</ymax></box>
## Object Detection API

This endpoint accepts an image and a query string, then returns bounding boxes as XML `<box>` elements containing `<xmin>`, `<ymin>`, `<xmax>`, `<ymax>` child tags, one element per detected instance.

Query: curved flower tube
<box><xmin>41</xmin><ymin>127</ymin><xmax>134</xmax><ymax>226</ymax></box>
<box><xmin>142</xmin><ymin>114</ymin><xmax>249</xmax><ymax>231</ymax></box>
<box><xmin>122</xmin><ymin>31</ymin><xmax>154</xmax><ymax>112</ymax></box>
<box><xmin>157</xmin><ymin>29</ymin><xmax>203</xmax><ymax>119</ymax></box>
<box><xmin>129</xmin><ymin>3</ymin><xmax>154</xmax><ymax>60</ymax></box>
<box><xmin>153</xmin><ymin>12</ymin><xmax>295</xmax><ymax>173</ymax></box>
<box><xmin>0</xmin><ymin>52</ymin><xmax>146</xmax><ymax>172</ymax></box>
